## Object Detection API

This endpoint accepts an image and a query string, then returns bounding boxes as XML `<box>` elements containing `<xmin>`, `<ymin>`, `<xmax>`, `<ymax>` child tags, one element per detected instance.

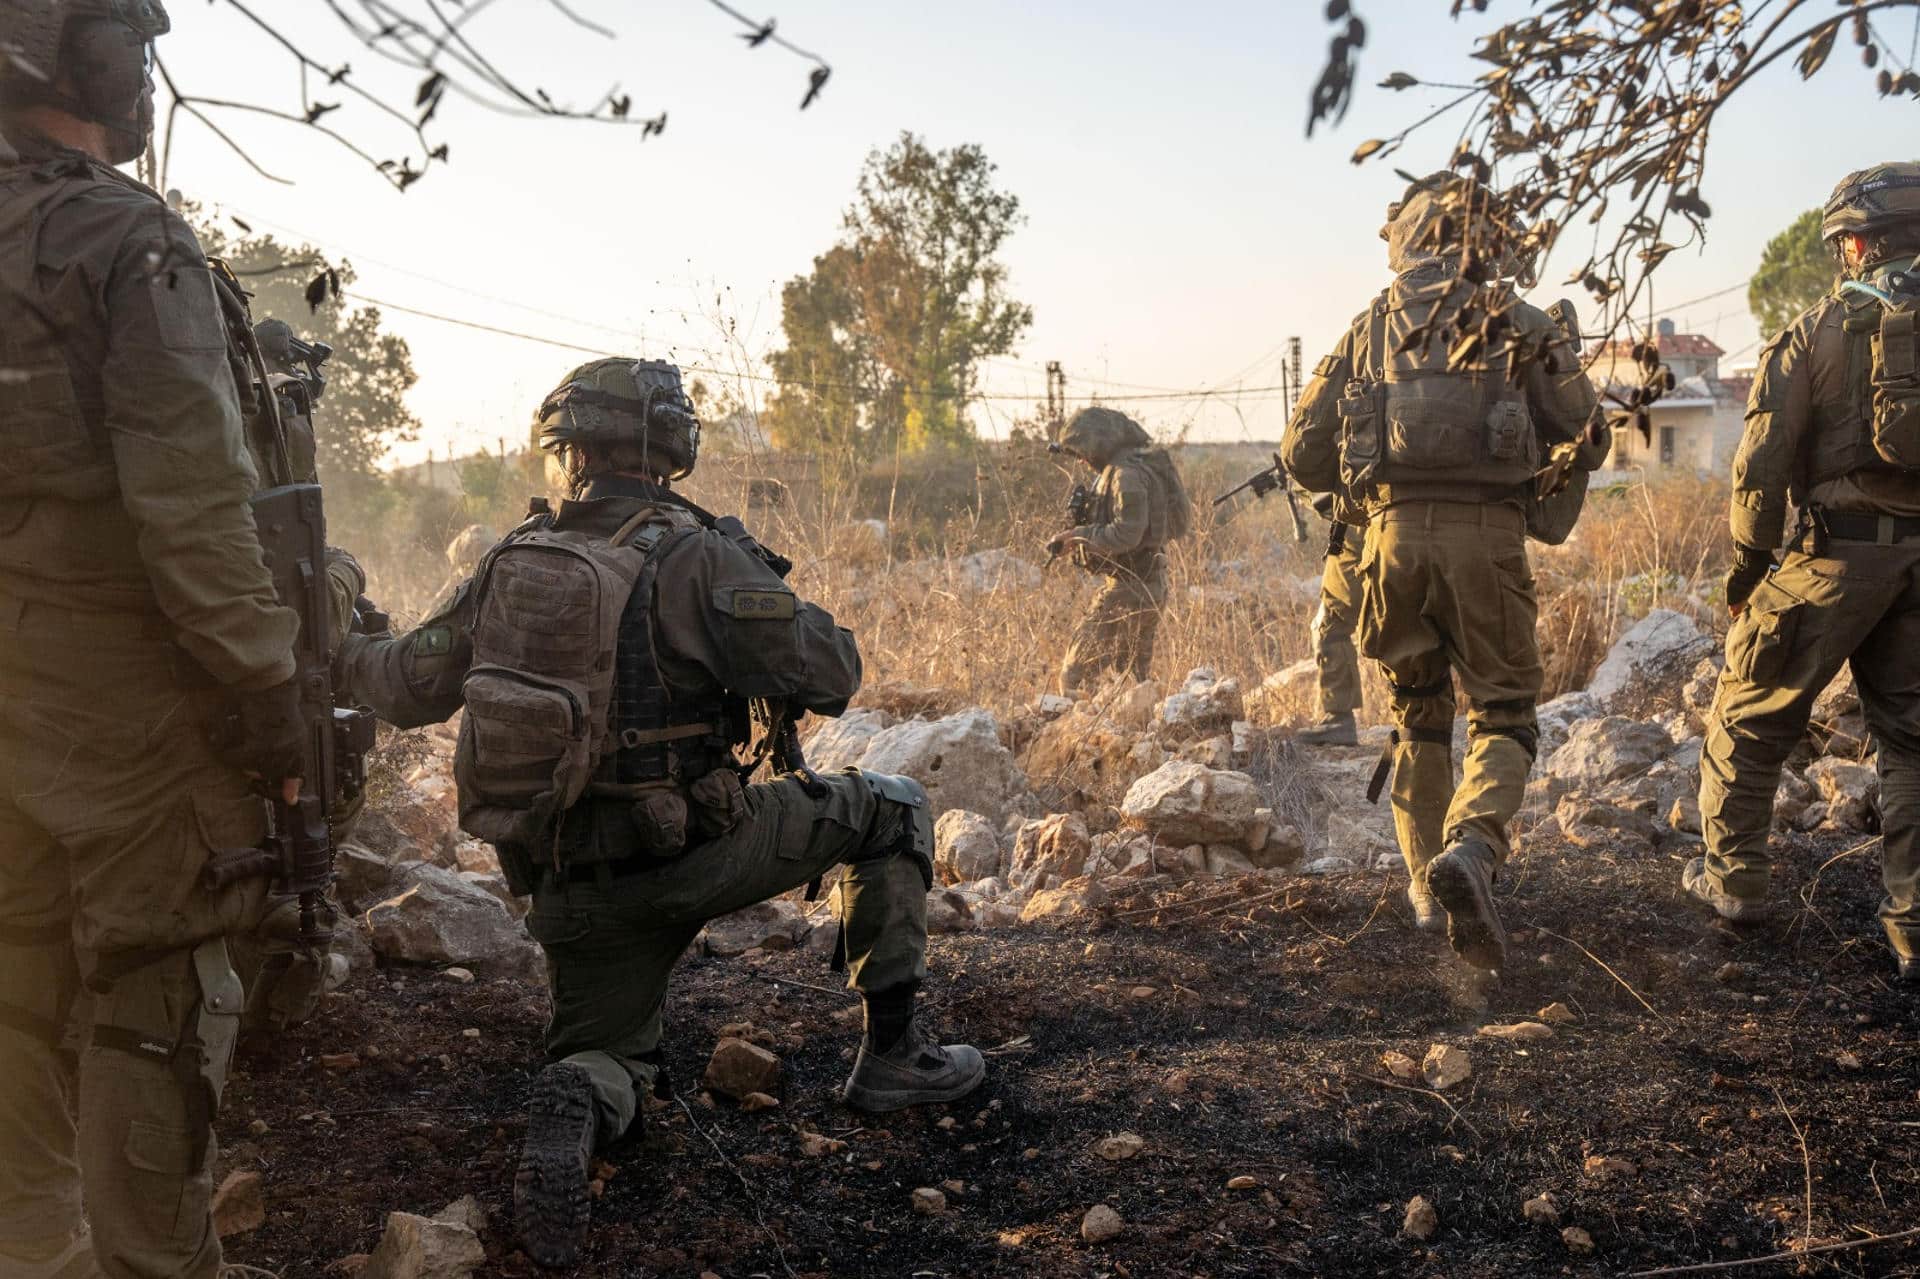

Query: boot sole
<box><xmin>1427</xmin><ymin>855</ymin><xmax>1508</xmax><ymax>972</ymax></box>
<box><xmin>842</xmin><ymin>1056</ymin><xmax>987</xmax><ymax>1114</ymax></box>
<box><xmin>515</xmin><ymin>1064</ymin><xmax>598</xmax><ymax>1269</ymax></box>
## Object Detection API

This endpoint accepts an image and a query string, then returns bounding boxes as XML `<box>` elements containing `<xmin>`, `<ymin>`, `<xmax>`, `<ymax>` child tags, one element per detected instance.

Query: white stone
<box><xmin>854</xmin><ymin>709</ymin><xmax>1034</xmax><ymax>825</ymax></box>
<box><xmin>360</xmin><ymin>1211</ymin><xmax>484</xmax><ymax>1279</ymax></box>
<box><xmin>802</xmin><ymin>708</ymin><xmax>898</xmax><ymax>772</ymax></box>
<box><xmin>363</xmin><ymin>863</ymin><xmax>529</xmax><ymax>969</ymax></box>
<box><xmin>1157</xmin><ymin>668</ymin><xmax>1244</xmax><ymax>739</ymax></box>
<box><xmin>702</xmin><ymin>899</ymin><xmax>811</xmax><ymax>956</ymax></box>
<box><xmin>1007</xmin><ymin>813</ymin><xmax>1094</xmax><ymax>892</ymax></box>
<box><xmin>1587</xmin><ymin>609</ymin><xmax>1706</xmax><ymax>709</ymax></box>
<box><xmin>1120</xmin><ymin>760</ymin><xmax>1265</xmax><ymax>848</ymax></box>
<box><xmin>933</xmin><ymin>810</ymin><xmax>1004</xmax><ymax>885</ymax></box>
<box><xmin>1546</xmin><ymin>717</ymin><xmax>1673</xmax><ymax>790</ymax></box>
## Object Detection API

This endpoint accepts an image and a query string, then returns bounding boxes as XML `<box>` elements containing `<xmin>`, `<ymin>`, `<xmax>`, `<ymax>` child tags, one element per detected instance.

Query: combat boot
<box><xmin>514</xmin><ymin>1062</ymin><xmax>599</xmax><ymax>1268</ymax></box>
<box><xmin>843</xmin><ymin>1022</ymin><xmax>986</xmax><ymax>1113</ymax></box>
<box><xmin>1407</xmin><ymin>877</ymin><xmax>1444</xmax><ymax>934</ymax></box>
<box><xmin>1426</xmin><ymin>836</ymin><xmax>1508</xmax><ymax>971</ymax></box>
<box><xmin>1680</xmin><ymin>857</ymin><xmax>1774</xmax><ymax>924</ymax></box>
<box><xmin>1296</xmin><ymin>711</ymin><xmax>1358</xmax><ymax>748</ymax></box>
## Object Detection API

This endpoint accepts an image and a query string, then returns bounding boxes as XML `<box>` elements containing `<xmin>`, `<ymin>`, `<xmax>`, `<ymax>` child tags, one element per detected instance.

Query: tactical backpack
<box><xmin>1135</xmin><ymin>447</ymin><xmax>1193</xmax><ymax>542</ymax></box>
<box><xmin>1863</xmin><ymin>269</ymin><xmax>1920</xmax><ymax>469</ymax></box>
<box><xmin>453</xmin><ymin>505</ymin><xmax>702</xmax><ymax>855</ymax></box>
<box><xmin>1337</xmin><ymin>275</ymin><xmax>1539</xmax><ymax>499</ymax></box>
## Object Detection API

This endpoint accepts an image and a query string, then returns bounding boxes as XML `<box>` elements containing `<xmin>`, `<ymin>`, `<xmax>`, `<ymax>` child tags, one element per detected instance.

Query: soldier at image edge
<box><xmin>332</xmin><ymin>357</ymin><xmax>986</xmax><ymax>1268</ymax></box>
<box><xmin>1690</xmin><ymin>162</ymin><xmax>1920</xmax><ymax>984</ymax></box>
<box><xmin>1048</xmin><ymin>406</ymin><xmax>1192</xmax><ymax>695</ymax></box>
<box><xmin>1283</xmin><ymin>173</ymin><xmax>1606</xmax><ymax>964</ymax></box>
<box><xmin>0</xmin><ymin>2</ymin><xmax>316</xmax><ymax>1276</ymax></box>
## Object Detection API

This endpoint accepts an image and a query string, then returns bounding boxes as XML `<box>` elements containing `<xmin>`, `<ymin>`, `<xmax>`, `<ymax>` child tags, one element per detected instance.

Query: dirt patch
<box><xmin>223</xmin><ymin>829</ymin><xmax>1918</xmax><ymax>1277</ymax></box>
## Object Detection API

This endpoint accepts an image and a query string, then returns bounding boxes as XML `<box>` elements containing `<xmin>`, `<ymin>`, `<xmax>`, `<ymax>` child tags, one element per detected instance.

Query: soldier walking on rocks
<box><xmin>1296</xmin><ymin>494</ymin><xmax>1365</xmax><ymax>747</ymax></box>
<box><xmin>1283</xmin><ymin>175</ymin><xmax>1604</xmax><ymax>963</ymax></box>
<box><xmin>334</xmin><ymin>358</ymin><xmax>985</xmax><ymax>1266</ymax></box>
<box><xmin>1690</xmin><ymin>164</ymin><xmax>1920</xmax><ymax>984</ymax></box>
<box><xmin>1050</xmin><ymin>407</ymin><xmax>1191</xmax><ymax>695</ymax></box>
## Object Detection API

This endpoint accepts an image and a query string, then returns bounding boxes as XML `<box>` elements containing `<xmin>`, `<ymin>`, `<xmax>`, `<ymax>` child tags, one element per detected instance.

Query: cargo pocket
<box><xmin>461</xmin><ymin>666</ymin><xmax>589</xmax><ymax>808</ymax></box>
<box><xmin>1726</xmin><ymin>579</ymin><xmax>1803</xmax><ymax>687</ymax></box>
<box><xmin>121</xmin><ymin>1119</ymin><xmax>201</xmax><ymax>1253</ymax></box>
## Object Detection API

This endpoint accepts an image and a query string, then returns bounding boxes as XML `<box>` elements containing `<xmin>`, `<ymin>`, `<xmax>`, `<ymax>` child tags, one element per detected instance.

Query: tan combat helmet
<box><xmin>0</xmin><ymin>0</ymin><xmax>170</xmax><ymax>163</ymax></box>
<box><xmin>1059</xmin><ymin>406</ymin><xmax>1150</xmax><ymax>468</ymax></box>
<box><xmin>535</xmin><ymin>357</ymin><xmax>701</xmax><ymax>482</ymax></box>
<box><xmin>1822</xmin><ymin>162</ymin><xmax>1920</xmax><ymax>243</ymax></box>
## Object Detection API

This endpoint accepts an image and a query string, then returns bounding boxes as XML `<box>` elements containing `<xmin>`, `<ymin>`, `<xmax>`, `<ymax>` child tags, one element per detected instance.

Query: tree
<box><xmin>1750</xmin><ymin>209</ymin><xmax>1836</xmax><ymax>336</ymax></box>
<box><xmin>765</xmin><ymin>133</ymin><xmax>1033</xmax><ymax>458</ymax></box>
<box><xmin>186</xmin><ymin>206</ymin><xmax>421</xmax><ymax>505</ymax></box>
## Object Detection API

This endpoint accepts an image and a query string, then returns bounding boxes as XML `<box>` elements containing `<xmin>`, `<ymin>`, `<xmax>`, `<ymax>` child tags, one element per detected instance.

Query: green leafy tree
<box><xmin>185</xmin><ymin>206</ymin><xmax>421</xmax><ymax>504</ymax></box>
<box><xmin>1749</xmin><ymin>208</ymin><xmax>1836</xmax><ymax>337</ymax></box>
<box><xmin>766</xmin><ymin>133</ymin><xmax>1032</xmax><ymax>458</ymax></box>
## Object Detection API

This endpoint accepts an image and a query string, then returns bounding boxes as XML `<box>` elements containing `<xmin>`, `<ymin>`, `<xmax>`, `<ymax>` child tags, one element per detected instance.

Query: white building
<box><xmin>1588</xmin><ymin>319</ymin><xmax>1750</xmax><ymax>482</ymax></box>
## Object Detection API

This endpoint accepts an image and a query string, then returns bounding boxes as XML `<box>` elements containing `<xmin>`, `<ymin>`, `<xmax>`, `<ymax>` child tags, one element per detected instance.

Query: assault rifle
<box><xmin>202</xmin><ymin>485</ymin><xmax>374</xmax><ymax>949</ymax></box>
<box><xmin>1214</xmin><ymin>451</ymin><xmax>1309</xmax><ymax>542</ymax></box>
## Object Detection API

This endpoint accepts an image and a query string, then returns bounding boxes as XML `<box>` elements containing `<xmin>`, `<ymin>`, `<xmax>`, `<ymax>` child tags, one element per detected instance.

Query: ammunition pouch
<box><xmin>1869</xmin><ymin>303</ymin><xmax>1920</xmax><ymax>468</ymax></box>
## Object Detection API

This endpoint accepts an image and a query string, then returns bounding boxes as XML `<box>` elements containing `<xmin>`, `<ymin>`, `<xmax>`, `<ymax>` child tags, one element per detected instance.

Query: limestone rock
<box><xmin>1421</xmin><ymin>1044</ymin><xmax>1471</xmax><ymax>1090</ymax></box>
<box><xmin>1804</xmin><ymin>758</ymin><xmax>1879</xmax><ymax>831</ymax></box>
<box><xmin>212</xmin><ymin>1170</ymin><xmax>265</xmax><ymax>1238</ymax></box>
<box><xmin>1587</xmin><ymin>609</ymin><xmax>1707</xmax><ymax>711</ymax></box>
<box><xmin>911</xmin><ymin>1187</ymin><xmax>947</xmax><ymax>1216</ymax></box>
<box><xmin>1095</xmin><ymin>1131</ymin><xmax>1145</xmax><ymax>1162</ymax></box>
<box><xmin>803</xmin><ymin>708</ymin><xmax>897</xmax><ymax>772</ymax></box>
<box><xmin>1546</xmin><ymin>717</ymin><xmax>1673</xmax><ymax>790</ymax></box>
<box><xmin>360</xmin><ymin>1211</ymin><xmax>485</xmax><ymax>1279</ymax></box>
<box><xmin>1084</xmin><ymin>831</ymin><xmax>1158</xmax><ymax>880</ymax></box>
<box><xmin>363</xmin><ymin>863</ymin><xmax>529</xmax><ymax>969</ymax></box>
<box><xmin>1157</xmin><ymin>668</ymin><xmax>1244</xmax><ymax>740</ymax></box>
<box><xmin>704</xmin><ymin>1037</ymin><xmax>780</xmax><ymax>1100</ymax></box>
<box><xmin>433</xmin><ymin>1196</ymin><xmax>487</xmax><ymax>1235</ymax></box>
<box><xmin>1668</xmin><ymin>795</ymin><xmax>1702</xmax><ymax>835</ymax></box>
<box><xmin>1244</xmin><ymin>661</ymin><xmax>1315</xmax><ymax>727</ymax></box>
<box><xmin>1402</xmin><ymin>1195</ymin><xmax>1439</xmax><ymax>1241</ymax></box>
<box><xmin>334</xmin><ymin>841</ymin><xmax>399</xmax><ymax>914</ymax></box>
<box><xmin>1381</xmin><ymin>1051</ymin><xmax>1421</xmax><ymax>1081</ymax></box>
<box><xmin>1022</xmin><ymin>699</ymin><xmax>1167</xmax><ymax>799</ymax></box>
<box><xmin>1120</xmin><ymin>760</ymin><xmax>1265</xmax><ymax>849</ymax></box>
<box><xmin>1537</xmin><ymin>1002</ymin><xmax>1576</xmax><ymax>1025</ymax></box>
<box><xmin>925</xmin><ymin>889</ymin><xmax>975</xmax><ymax>935</ymax></box>
<box><xmin>1562</xmin><ymin>1226</ymin><xmax>1595</xmax><ymax>1255</ymax></box>
<box><xmin>1018</xmin><ymin>878</ymin><xmax>1110</xmax><ymax>926</ymax></box>
<box><xmin>1535</xmin><ymin>691</ymin><xmax>1599</xmax><ymax>761</ymax></box>
<box><xmin>853</xmin><ymin>710</ymin><xmax>1033</xmax><ymax>825</ymax></box>
<box><xmin>1476</xmin><ymin>1022</ymin><xmax>1554</xmax><ymax>1043</ymax></box>
<box><xmin>1522</xmin><ymin>1193</ymin><xmax>1560</xmax><ymax>1226</ymax></box>
<box><xmin>702</xmin><ymin>899</ymin><xmax>810</xmax><ymax>957</ymax></box>
<box><xmin>1080</xmin><ymin>1204</ymin><xmax>1124</xmax><ymax>1244</ymax></box>
<box><xmin>934</xmin><ymin>810</ymin><xmax>1004</xmax><ymax>885</ymax></box>
<box><xmin>1249</xmin><ymin>818</ymin><xmax>1305</xmax><ymax>871</ymax></box>
<box><xmin>1772</xmin><ymin>770</ymin><xmax>1815</xmax><ymax>830</ymax></box>
<box><xmin>1008</xmin><ymin>813</ymin><xmax>1093</xmax><ymax>892</ymax></box>
<box><xmin>1554</xmin><ymin>796</ymin><xmax>1658</xmax><ymax>849</ymax></box>
<box><xmin>1203</xmin><ymin>845</ymin><xmax>1258</xmax><ymax>877</ymax></box>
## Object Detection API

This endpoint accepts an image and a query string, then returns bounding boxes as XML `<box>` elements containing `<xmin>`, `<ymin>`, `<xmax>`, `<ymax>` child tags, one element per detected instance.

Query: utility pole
<box><xmin>1286</xmin><ymin>337</ymin><xmax>1304</xmax><ymax>417</ymax></box>
<box><xmin>1044</xmin><ymin>360</ymin><xmax>1066</xmax><ymax>437</ymax></box>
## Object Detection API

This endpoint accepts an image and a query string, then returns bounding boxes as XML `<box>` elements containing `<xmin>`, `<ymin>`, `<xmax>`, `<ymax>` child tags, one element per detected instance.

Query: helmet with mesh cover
<box><xmin>535</xmin><ymin>357</ymin><xmax>701</xmax><ymax>483</ymax></box>
<box><xmin>1</xmin><ymin>0</ymin><xmax>170</xmax><ymax>163</ymax></box>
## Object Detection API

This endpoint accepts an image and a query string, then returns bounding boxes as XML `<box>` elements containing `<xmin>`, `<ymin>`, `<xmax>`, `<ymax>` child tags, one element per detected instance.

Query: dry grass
<box><xmin>337</xmin><ymin>444</ymin><xmax>1736</xmax><ymax>724</ymax></box>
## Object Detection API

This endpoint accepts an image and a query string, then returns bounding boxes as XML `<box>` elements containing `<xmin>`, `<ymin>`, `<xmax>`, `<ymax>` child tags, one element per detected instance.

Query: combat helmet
<box><xmin>0</xmin><ymin>0</ymin><xmax>170</xmax><ymax>162</ymax></box>
<box><xmin>535</xmin><ymin>357</ymin><xmax>701</xmax><ymax>481</ymax></box>
<box><xmin>1059</xmin><ymin>406</ymin><xmax>1150</xmax><ymax>466</ymax></box>
<box><xmin>1822</xmin><ymin>163</ymin><xmax>1920</xmax><ymax>243</ymax></box>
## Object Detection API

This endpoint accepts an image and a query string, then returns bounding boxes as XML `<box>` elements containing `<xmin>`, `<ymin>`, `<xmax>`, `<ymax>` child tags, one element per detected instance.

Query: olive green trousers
<box><xmin>1360</xmin><ymin>503</ymin><xmax>1542</xmax><ymax>882</ymax></box>
<box><xmin>0</xmin><ymin>596</ymin><xmax>268</xmax><ymax>1279</ymax></box>
<box><xmin>1059</xmin><ymin>559</ymin><xmax>1168</xmax><ymax>695</ymax></box>
<box><xmin>1313</xmin><ymin>530</ymin><xmax>1365</xmax><ymax>718</ymax></box>
<box><xmin>1699</xmin><ymin>540</ymin><xmax>1920</xmax><ymax>958</ymax></box>
<box><xmin>522</xmin><ymin>772</ymin><xmax>930</xmax><ymax>1143</ymax></box>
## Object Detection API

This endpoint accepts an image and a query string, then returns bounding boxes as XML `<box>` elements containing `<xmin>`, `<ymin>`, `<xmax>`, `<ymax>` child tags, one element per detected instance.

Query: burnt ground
<box><xmin>222</xmin><ymin>829</ymin><xmax>1919</xmax><ymax>1279</ymax></box>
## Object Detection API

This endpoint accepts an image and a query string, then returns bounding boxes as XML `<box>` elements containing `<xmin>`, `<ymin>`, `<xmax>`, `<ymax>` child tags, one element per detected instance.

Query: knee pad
<box><xmin>859</xmin><ymin>771</ymin><xmax>933</xmax><ymax>890</ymax></box>
<box><xmin>1472</xmin><ymin>697</ymin><xmax>1539</xmax><ymax>761</ymax></box>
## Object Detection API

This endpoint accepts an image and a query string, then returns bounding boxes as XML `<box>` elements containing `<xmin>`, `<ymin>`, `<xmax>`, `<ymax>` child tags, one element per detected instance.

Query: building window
<box><xmin>1659</xmin><ymin>425</ymin><xmax>1675</xmax><ymax>467</ymax></box>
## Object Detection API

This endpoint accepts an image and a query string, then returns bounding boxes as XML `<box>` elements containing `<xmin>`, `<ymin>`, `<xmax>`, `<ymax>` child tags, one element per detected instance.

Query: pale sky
<box><xmin>151</xmin><ymin>1</ymin><xmax>1919</xmax><ymax>467</ymax></box>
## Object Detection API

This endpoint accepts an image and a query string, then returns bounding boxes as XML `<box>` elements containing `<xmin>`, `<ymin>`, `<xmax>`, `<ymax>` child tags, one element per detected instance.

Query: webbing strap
<box><xmin>1477</xmin><ymin>696</ymin><xmax>1536</xmax><ymax>714</ymax></box>
<box><xmin>617</xmin><ymin>722</ymin><xmax>715</xmax><ymax>748</ymax></box>
<box><xmin>0</xmin><ymin>1000</ymin><xmax>64</xmax><ymax>1048</ymax></box>
<box><xmin>1366</xmin><ymin>294</ymin><xmax>1389</xmax><ymax>384</ymax></box>
<box><xmin>90</xmin><ymin>1024</ymin><xmax>174</xmax><ymax>1065</ymax></box>
<box><xmin>1366</xmin><ymin>732</ymin><xmax>1398</xmax><ymax>805</ymax></box>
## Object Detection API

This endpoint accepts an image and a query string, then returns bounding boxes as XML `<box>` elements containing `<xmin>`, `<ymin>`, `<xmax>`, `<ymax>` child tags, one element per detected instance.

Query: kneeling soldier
<box><xmin>335</xmin><ymin>358</ymin><xmax>984</xmax><ymax>1266</ymax></box>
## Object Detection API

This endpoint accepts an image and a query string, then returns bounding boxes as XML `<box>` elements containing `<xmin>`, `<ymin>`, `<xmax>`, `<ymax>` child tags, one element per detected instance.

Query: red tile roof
<box><xmin>1596</xmin><ymin>332</ymin><xmax>1726</xmax><ymax>360</ymax></box>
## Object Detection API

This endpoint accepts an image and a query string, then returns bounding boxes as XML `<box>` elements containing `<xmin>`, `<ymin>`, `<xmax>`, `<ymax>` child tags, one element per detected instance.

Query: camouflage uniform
<box><xmin>1694</xmin><ymin>166</ymin><xmax>1920</xmax><ymax>970</ymax></box>
<box><xmin>1284</xmin><ymin>184</ymin><xmax>1603</xmax><ymax>965</ymax></box>
<box><xmin>1056</xmin><ymin>408</ymin><xmax>1181</xmax><ymax>695</ymax></box>
<box><xmin>336</xmin><ymin>358</ymin><xmax>982</xmax><ymax>1266</ymax></box>
<box><xmin>0</xmin><ymin>125</ymin><xmax>300</xmax><ymax>1279</ymax></box>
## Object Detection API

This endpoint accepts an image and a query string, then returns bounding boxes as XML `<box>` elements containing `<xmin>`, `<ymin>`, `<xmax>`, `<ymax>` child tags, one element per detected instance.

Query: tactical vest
<box><xmin>454</xmin><ymin>504</ymin><xmax>730</xmax><ymax>863</ymax></box>
<box><xmin>0</xmin><ymin>155</ymin><xmax>121</xmax><ymax>503</ymax></box>
<box><xmin>1092</xmin><ymin>453</ymin><xmax>1170</xmax><ymax>549</ymax></box>
<box><xmin>1806</xmin><ymin>279</ymin><xmax>1920</xmax><ymax>487</ymax></box>
<box><xmin>1338</xmin><ymin>269</ymin><xmax>1539</xmax><ymax>503</ymax></box>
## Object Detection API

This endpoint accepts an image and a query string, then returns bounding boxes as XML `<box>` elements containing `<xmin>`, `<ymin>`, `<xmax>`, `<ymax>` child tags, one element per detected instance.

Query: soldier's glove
<box><xmin>1724</xmin><ymin>544</ymin><xmax>1773</xmax><ymax>614</ymax></box>
<box><xmin>212</xmin><ymin>678</ymin><xmax>307</xmax><ymax>787</ymax></box>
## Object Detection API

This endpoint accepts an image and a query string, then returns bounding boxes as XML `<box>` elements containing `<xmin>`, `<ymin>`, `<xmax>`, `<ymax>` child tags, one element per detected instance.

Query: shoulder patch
<box><xmin>722</xmin><ymin>588</ymin><xmax>797</xmax><ymax>620</ymax></box>
<box><xmin>414</xmin><ymin>625</ymin><xmax>454</xmax><ymax>657</ymax></box>
<box><xmin>1313</xmin><ymin>353</ymin><xmax>1346</xmax><ymax>378</ymax></box>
